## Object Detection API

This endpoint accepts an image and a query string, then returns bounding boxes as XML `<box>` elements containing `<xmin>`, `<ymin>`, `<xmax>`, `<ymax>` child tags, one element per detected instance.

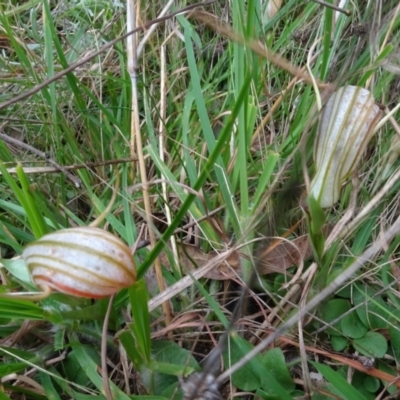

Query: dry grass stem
<box><xmin>126</xmin><ymin>0</ymin><xmax>172</xmax><ymax>325</ymax></box>
<box><xmin>148</xmin><ymin>249</ymin><xmax>236</xmax><ymax>312</ymax></box>
<box><xmin>159</xmin><ymin>43</ymin><xmax>181</xmax><ymax>277</ymax></box>
<box><xmin>191</xmin><ymin>11</ymin><xmax>332</xmax><ymax>89</ymax></box>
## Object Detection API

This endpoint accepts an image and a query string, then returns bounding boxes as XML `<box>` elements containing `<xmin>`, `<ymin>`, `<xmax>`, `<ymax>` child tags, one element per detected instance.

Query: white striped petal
<box><xmin>310</xmin><ymin>86</ymin><xmax>382</xmax><ymax>208</ymax></box>
<box><xmin>23</xmin><ymin>227</ymin><xmax>136</xmax><ymax>298</ymax></box>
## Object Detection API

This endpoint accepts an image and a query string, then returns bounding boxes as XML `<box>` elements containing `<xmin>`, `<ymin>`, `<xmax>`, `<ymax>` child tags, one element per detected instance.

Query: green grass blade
<box><xmin>181</xmin><ymin>16</ymin><xmax>240</xmax><ymax>234</ymax></box>
<box><xmin>138</xmin><ymin>73</ymin><xmax>252</xmax><ymax>279</ymax></box>
<box><xmin>310</xmin><ymin>361</ymin><xmax>368</xmax><ymax>400</ymax></box>
<box><xmin>129</xmin><ymin>281</ymin><xmax>151</xmax><ymax>364</ymax></box>
<box><xmin>0</xmin><ymin>162</ymin><xmax>48</xmax><ymax>238</ymax></box>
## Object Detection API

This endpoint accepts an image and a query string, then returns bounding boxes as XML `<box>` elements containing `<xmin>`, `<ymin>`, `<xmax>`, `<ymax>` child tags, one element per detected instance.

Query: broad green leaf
<box><xmin>310</xmin><ymin>361</ymin><xmax>368</xmax><ymax>400</ymax></box>
<box><xmin>254</xmin><ymin>389</ymin><xmax>281</xmax><ymax>400</ymax></box>
<box><xmin>138</xmin><ymin>340</ymin><xmax>200</xmax><ymax>396</ymax></box>
<box><xmin>223</xmin><ymin>338</ymin><xmax>261</xmax><ymax>391</ymax></box>
<box><xmin>129</xmin><ymin>281</ymin><xmax>151</xmax><ymax>364</ymax></box>
<box><xmin>353</xmin><ymin>332</ymin><xmax>388</xmax><ymax>358</ymax></box>
<box><xmin>363</xmin><ymin>376</ymin><xmax>380</xmax><ymax>393</ymax></box>
<box><xmin>376</xmin><ymin>361</ymin><xmax>398</xmax><ymax>395</ymax></box>
<box><xmin>354</xmin><ymin>284</ymin><xmax>393</xmax><ymax>330</ymax></box>
<box><xmin>147</xmin><ymin>360</ymin><xmax>195</xmax><ymax>377</ymax></box>
<box><xmin>159</xmin><ymin>381</ymin><xmax>182</xmax><ymax>399</ymax></box>
<box><xmin>261</xmin><ymin>348</ymin><xmax>295</xmax><ymax>391</ymax></box>
<box><xmin>0</xmin><ymin>297</ymin><xmax>44</xmax><ymax>320</ymax></box>
<box><xmin>1</xmin><ymin>258</ymin><xmax>33</xmax><ymax>285</ymax></box>
<box><xmin>388</xmin><ymin>310</ymin><xmax>400</xmax><ymax>361</ymax></box>
<box><xmin>60</xmin><ymin>299</ymin><xmax>116</xmax><ymax>324</ymax></box>
<box><xmin>130</xmin><ymin>397</ymin><xmax>168</xmax><ymax>400</ymax></box>
<box><xmin>70</xmin><ymin>336</ymin><xmax>132</xmax><ymax>400</ymax></box>
<box><xmin>62</xmin><ymin>347</ymin><xmax>97</xmax><ymax>387</ymax></box>
<box><xmin>341</xmin><ymin>311</ymin><xmax>368</xmax><ymax>339</ymax></box>
<box><xmin>223</xmin><ymin>335</ymin><xmax>293</xmax><ymax>399</ymax></box>
<box><xmin>351</xmin><ymin>370</ymin><xmax>377</xmax><ymax>399</ymax></box>
<box><xmin>306</xmin><ymin>194</ymin><xmax>326</xmax><ymax>233</ymax></box>
<box><xmin>331</xmin><ymin>336</ymin><xmax>348</xmax><ymax>352</ymax></box>
<box><xmin>151</xmin><ymin>340</ymin><xmax>200</xmax><ymax>372</ymax></box>
<box><xmin>119</xmin><ymin>330</ymin><xmax>145</xmax><ymax>370</ymax></box>
<box><xmin>319</xmin><ymin>299</ymin><xmax>349</xmax><ymax>335</ymax></box>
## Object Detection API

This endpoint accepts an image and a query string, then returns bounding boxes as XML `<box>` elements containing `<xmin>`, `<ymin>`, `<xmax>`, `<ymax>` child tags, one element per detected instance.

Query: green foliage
<box><xmin>1</xmin><ymin>0</ymin><xmax>400</xmax><ymax>398</ymax></box>
<box><xmin>0</xmin><ymin>297</ymin><xmax>44</xmax><ymax>320</ymax></box>
<box><xmin>145</xmin><ymin>340</ymin><xmax>200</xmax><ymax>396</ymax></box>
<box><xmin>222</xmin><ymin>336</ymin><xmax>295</xmax><ymax>398</ymax></box>
<box><xmin>128</xmin><ymin>281</ymin><xmax>151</xmax><ymax>365</ymax></box>
<box><xmin>0</xmin><ymin>163</ymin><xmax>49</xmax><ymax>239</ymax></box>
<box><xmin>305</xmin><ymin>194</ymin><xmax>326</xmax><ymax>265</ymax></box>
<box><xmin>388</xmin><ymin>310</ymin><xmax>400</xmax><ymax>362</ymax></box>
<box><xmin>311</xmin><ymin>362</ymin><xmax>368</xmax><ymax>400</ymax></box>
<box><xmin>353</xmin><ymin>332</ymin><xmax>388</xmax><ymax>358</ymax></box>
<box><xmin>319</xmin><ymin>299</ymin><xmax>349</xmax><ymax>336</ymax></box>
<box><xmin>261</xmin><ymin>348</ymin><xmax>295</xmax><ymax>392</ymax></box>
<box><xmin>340</xmin><ymin>310</ymin><xmax>368</xmax><ymax>339</ymax></box>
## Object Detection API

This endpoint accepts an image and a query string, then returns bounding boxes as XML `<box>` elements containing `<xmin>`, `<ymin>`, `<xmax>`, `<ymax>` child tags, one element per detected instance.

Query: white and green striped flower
<box><xmin>310</xmin><ymin>86</ymin><xmax>382</xmax><ymax>208</ymax></box>
<box><xmin>23</xmin><ymin>227</ymin><xmax>136</xmax><ymax>298</ymax></box>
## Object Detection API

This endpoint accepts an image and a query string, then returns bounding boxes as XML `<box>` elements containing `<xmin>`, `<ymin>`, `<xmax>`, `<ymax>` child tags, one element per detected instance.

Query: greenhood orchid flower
<box><xmin>22</xmin><ymin>227</ymin><xmax>136</xmax><ymax>298</ymax></box>
<box><xmin>310</xmin><ymin>85</ymin><xmax>382</xmax><ymax>208</ymax></box>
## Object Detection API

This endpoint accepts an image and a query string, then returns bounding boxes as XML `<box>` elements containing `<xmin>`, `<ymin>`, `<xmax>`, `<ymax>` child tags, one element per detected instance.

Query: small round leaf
<box><xmin>319</xmin><ymin>299</ymin><xmax>349</xmax><ymax>336</ymax></box>
<box><xmin>331</xmin><ymin>336</ymin><xmax>348</xmax><ymax>352</ymax></box>
<box><xmin>341</xmin><ymin>311</ymin><xmax>368</xmax><ymax>339</ymax></box>
<box><xmin>353</xmin><ymin>332</ymin><xmax>387</xmax><ymax>358</ymax></box>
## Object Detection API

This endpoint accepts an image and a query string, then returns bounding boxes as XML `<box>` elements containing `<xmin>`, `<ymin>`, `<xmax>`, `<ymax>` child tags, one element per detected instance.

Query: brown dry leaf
<box><xmin>255</xmin><ymin>235</ymin><xmax>312</xmax><ymax>275</ymax></box>
<box><xmin>159</xmin><ymin>242</ymin><xmax>241</xmax><ymax>280</ymax></box>
<box><xmin>0</xmin><ymin>35</ymin><xmax>11</xmax><ymax>52</ymax></box>
<box><xmin>159</xmin><ymin>235</ymin><xmax>313</xmax><ymax>280</ymax></box>
<box><xmin>257</xmin><ymin>223</ymin><xmax>334</xmax><ymax>275</ymax></box>
<box><xmin>159</xmin><ymin>223</ymin><xmax>333</xmax><ymax>280</ymax></box>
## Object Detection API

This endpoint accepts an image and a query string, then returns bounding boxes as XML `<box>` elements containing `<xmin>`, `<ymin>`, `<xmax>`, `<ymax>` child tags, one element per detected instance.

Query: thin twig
<box><xmin>89</xmin><ymin>171</ymin><xmax>120</xmax><ymax>228</ymax></box>
<box><xmin>0</xmin><ymin>157</ymin><xmax>137</xmax><ymax>175</ymax></box>
<box><xmin>339</xmin><ymin>165</ymin><xmax>400</xmax><ymax>241</ymax></box>
<box><xmin>137</xmin><ymin>0</ymin><xmax>175</xmax><ymax>57</ymax></box>
<box><xmin>126</xmin><ymin>0</ymin><xmax>173</xmax><ymax>327</ymax></box>
<box><xmin>148</xmin><ymin>249</ymin><xmax>236</xmax><ymax>312</ymax></box>
<box><xmin>159</xmin><ymin>43</ymin><xmax>180</xmax><ymax>277</ymax></box>
<box><xmin>312</xmin><ymin>0</ymin><xmax>351</xmax><ymax>15</ymax></box>
<box><xmin>191</xmin><ymin>11</ymin><xmax>332</xmax><ymax>90</ymax></box>
<box><xmin>0</xmin><ymin>131</ymin><xmax>81</xmax><ymax>187</ymax></box>
<box><xmin>298</xmin><ymin>263</ymin><xmax>316</xmax><ymax>397</ymax></box>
